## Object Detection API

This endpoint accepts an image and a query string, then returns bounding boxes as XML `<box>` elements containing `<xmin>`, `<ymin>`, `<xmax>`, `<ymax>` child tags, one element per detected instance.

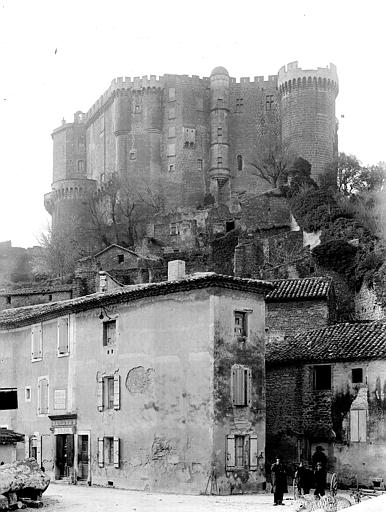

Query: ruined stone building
<box><xmin>0</xmin><ymin>265</ymin><xmax>271</xmax><ymax>493</ymax></box>
<box><xmin>44</xmin><ymin>62</ymin><xmax>338</xmax><ymax>241</ymax></box>
<box><xmin>266</xmin><ymin>321</ymin><xmax>386</xmax><ymax>487</ymax></box>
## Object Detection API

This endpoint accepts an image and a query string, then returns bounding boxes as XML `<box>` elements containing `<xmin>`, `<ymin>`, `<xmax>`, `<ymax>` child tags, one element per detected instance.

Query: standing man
<box><xmin>313</xmin><ymin>461</ymin><xmax>327</xmax><ymax>498</ymax></box>
<box><xmin>271</xmin><ymin>456</ymin><xmax>288</xmax><ymax>506</ymax></box>
<box><xmin>311</xmin><ymin>446</ymin><xmax>327</xmax><ymax>469</ymax></box>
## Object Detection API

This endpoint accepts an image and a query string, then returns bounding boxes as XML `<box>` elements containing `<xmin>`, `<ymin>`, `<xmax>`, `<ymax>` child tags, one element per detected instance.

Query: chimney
<box><xmin>99</xmin><ymin>271</ymin><xmax>107</xmax><ymax>293</ymax></box>
<box><xmin>168</xmin><ymin>260</ymin><xmax>186</xmax><ymax>281</ymax></box>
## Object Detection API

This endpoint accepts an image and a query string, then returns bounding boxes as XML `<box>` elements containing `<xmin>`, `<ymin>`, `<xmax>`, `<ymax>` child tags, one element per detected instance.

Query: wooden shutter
<box><xmin>36</xmin><ymin>436</ymin><xmax>42</xmax><ymax>466</ymax></box>
<box><xmin>232</xmin><ymin>366</ymin><xmax>245</xmax><ymax>406</ymax></box>
<box><xmin>113</xmin><ymin>374</ymin><xmax>120</xmax><ymax>410</ymax></box>
<box><xmin>24</xmin><ymin>435</ymin><xmax>30</xmax><ymax>459</ymax></box>
<box><xmin>226</xmin><ymin>434</ymin><xmax>235</xmax><ymax>469</ymax></box>
<box><xmin>98</xmin><ymin>437</ymin><xmax>104</xmax><ymax>467</ymax></box>
<box><xmin>358</xmin><ymin>410</ymin><xmax>367</xmax><ymax>442</ymax></box>
<box><xmin>32</xmin><ymin>325</ymin><xmax>42</xmax><ymax>359</ymax></box>
<box><xmin>58</xmin><ymin>317</ymin><xmax>69</xmax><ymax>354</ymax></box>
<box><xmin>249</xmin><ymin>434</ymin><xmax>258</xmax><ymax>470</ymax></box>
<box><xmin>113</xmin><ymin>437</ymin><xmax>120</xmax><ymax>468</ymax></box>
<box><xmin>40</xmin><ymin>378</ymin><xmax>49</xmax><ymax>414</ymax></box>
<box><xmin>247</xmin><ymin>368</ymin><xmax>252</xmax><ymax>406</ymax></box>
<box><xmin>97</xmin><ymin>375</ymin><xmax>103</xmax><ymax>411</ymax></box>
<box><xmin>350</xmin><ymin>410</ymin><xmax>359</xmax><ymax>442</ymax></box>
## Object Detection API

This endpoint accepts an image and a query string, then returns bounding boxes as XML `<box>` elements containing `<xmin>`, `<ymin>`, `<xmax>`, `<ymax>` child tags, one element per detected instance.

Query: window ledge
<box><xmin>57</xmin><ymin>352</ymin><xmax>69</xmax><ymax>358</ymax></box>
<box><xmin>31</xmin><ymin>357</ymin><xmax>43</xmax><ymax>363</ymax></box>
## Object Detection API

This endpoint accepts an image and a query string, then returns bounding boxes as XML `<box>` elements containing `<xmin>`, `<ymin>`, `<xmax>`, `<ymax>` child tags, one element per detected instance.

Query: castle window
<box><xmin>237</xmin><ymin>154</ymin><xmax>243</xmax><ymax>171</ymax></box>
<box><xmin>265</xmin><ymin>95</ymin><xmax>274</xmax><ymax>111</ymax></box>
<box><xmin>183</xmin><ymin>127</ymin><xmax>196</xmax><ymax>147</ymax></box>
<box><xmin>168</xmin><ymin>126</ymin><xmax>176</xmax><ymax>138</ymax></box>
<box><xmin>6</xmin><ymin>296</ymin><xmax>11</xmax><ymax>305</ymax></box>
<box><xmin>134</xmin><ymin>105</ymin><xmax>141</xmax><ymax>113</ymax></box>
<box><xmin>129</xmin><ymin>150</ymin><xmax>136</xmax><ymax>161</ymax></box>
<box><xmin>235</xmin><ymin>98</ymin><xmax>244</xmax><ymax>113</ymax></box>
<box><xmin>352</xmin><ymin>368</ymin><xmax>363</xmax><ymax>384</ymax></box>
<box><xmin>217</xmin><ymin>127</ymin><xmax>223</xmax><ymax>138</ymax></box>
<box><xmin>168</xmin><ymin>88</ymin><xmax>176</xmax><ymax>101</ymax></box>
<box><xmin>197</xmin><ymin>159</ymin><xmax>203</xmax><ymax>171</ymax></box>
<box><xmin>168</xmin><ymin>108</ymin><xmax>176</xmax><ymax>120</ymax></box>
<box><xmin>167</xmin><ymin>143</ymin><xmax>176</xmax><ymax>157</ymax></box>
<box><xmin>168</xmin><ymin>164</ymin><xmax>175</xmax><ymax>172</ymax></box>
<box><xmin>48</xmin><ymin>294</ymin><xmax>52</xmax><ymax>302</ymax></box>
<box><xmin>313</xmin><ymin>365</ymin><xmax>331</xmax><ymax>391</ymax></box>
<box><xmin>117</xmin><ymin>254</ymin><xmax>124</xmax><ymax>264</ymax></box>
<box><xmin>77</xmin><ymin>160</ymin><xmax>84</xmax><ymax>173</ymax></box>
<box><xmin>78</xmin><ymin>138</ymin><xmax>85</xmax><ymax>151</ymax></box>
<box><xmin>217</xmin><ymin>98</ymin><xmax>224</xmax><ymax>107</ymax></box>
<box><xmin>217</xmin><ymin>156</ymin><xmax>223</xmax><ymax>166</ymax></box>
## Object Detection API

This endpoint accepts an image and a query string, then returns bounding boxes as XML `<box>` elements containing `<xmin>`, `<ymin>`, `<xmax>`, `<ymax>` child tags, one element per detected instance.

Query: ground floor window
<box><xmin>226</xmin><ymin>433</ymin><xmax>258</xmax><ymax>471</ymax></box>
<box><xmin>98</xmin><ymin>436</ymin><xmax>120</xmax><ymax>468</ymax></box>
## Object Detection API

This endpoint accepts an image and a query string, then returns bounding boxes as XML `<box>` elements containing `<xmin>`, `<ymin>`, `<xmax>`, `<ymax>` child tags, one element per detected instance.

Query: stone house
<box><xmin>0</xmin><ymin>266</ymin><xmax>272</xmax><ymax>494</ymax></box>
<box><xmin>266</xmin><ymin>321</ymin><xmax>386</xmax><ymax>486</ymax></box>
<box><xmin>265</xmin><ymin>276</ymin><xmax>336</xmax><ymax>341</ymax></box>
<box><xmin>0</xmin><ymin>284</ymin><xmax>75</xmax><ymax>312</ymax></box>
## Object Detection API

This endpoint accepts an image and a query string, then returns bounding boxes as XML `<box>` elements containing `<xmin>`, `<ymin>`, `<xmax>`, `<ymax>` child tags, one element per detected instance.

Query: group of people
<box><xmin>270</xmin><ymin>446</ymin><xmax>328</xmax><ymax>506</ymax></box>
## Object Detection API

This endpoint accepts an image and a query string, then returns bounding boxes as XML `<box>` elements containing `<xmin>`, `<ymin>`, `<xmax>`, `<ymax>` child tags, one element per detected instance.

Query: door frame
<box><xmin>76</xmin><ymin>431</ymin><xmax>91</xmax><ymax>485</ymax></box>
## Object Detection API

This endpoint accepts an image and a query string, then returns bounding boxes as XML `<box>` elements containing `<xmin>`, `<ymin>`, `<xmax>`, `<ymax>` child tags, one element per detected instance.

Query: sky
<box><xmin>0</xmin><ymin>0</ymin><xmax>385</xmax><ymax>248</ymax></box>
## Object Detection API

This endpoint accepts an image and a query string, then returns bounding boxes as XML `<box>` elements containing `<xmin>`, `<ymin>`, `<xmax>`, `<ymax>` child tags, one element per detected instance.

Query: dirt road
<box><xmin>43</xmin><ymin>482</ymin><xmax>294</xmax><ymax>511</ymax></box>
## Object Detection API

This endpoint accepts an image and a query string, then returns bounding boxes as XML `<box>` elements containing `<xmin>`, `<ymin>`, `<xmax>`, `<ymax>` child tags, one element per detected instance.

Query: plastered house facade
<box><xmin>0</xmin><ymin>271</ymin><xmax>271</xmax><ymax>494</ymax></box>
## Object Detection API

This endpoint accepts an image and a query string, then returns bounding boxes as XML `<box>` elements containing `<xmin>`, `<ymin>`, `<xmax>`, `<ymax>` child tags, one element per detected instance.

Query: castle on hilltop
<box><xmin>44</xmin><ymin>62</ymin><xmax>339</xmax><ymax>236</ymax></box>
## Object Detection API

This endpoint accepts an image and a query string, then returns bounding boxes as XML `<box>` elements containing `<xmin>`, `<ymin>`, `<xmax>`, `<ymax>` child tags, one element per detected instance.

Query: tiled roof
<box><xmin>0</xmin><ymin>284</ymin><xmax>73</xmax><ymax>297</ymax></box>
<box><xmin>0</xmin><ymin>428</ymin><xmax>24</xmax><ymax>443</ymax></box>
<box><xmin>266</xmin><ymin>277</ymin><xmax>332</xmax><ymax>302</ymax></box>
<box><xmin>266</xmin><ymin>321</ymin><xmax>386</xmax><ymax>364</ymax></box>
<box><xmin>0</xmin><ymin>273</ymin><xmax>273</xmax><ymax>330</ymax></box>
<box><xmin>94</xmin><ymin>244</ymin><xmax>140</xmax><ymax>258</ymax></box>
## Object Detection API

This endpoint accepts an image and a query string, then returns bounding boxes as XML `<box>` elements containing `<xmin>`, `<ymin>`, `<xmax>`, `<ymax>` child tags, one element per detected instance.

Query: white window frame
<box><xmin>97</xmin><ymin>371</ymin><xmax>120</xmax><ymax>412</ymax></box>
<box><xmin>57</xmin><ymin>315</ymin><xmax>70</xmax><ymax>357</ymax></box>
<box><xmin>31</xmin><ymin>323</ymin><xmax>43</xmax><ymax>362</ymax></box>
<box><xmin>37</xmin><ymin>376</ymin><xmax>49</xmax><ymax>416</ymax></box>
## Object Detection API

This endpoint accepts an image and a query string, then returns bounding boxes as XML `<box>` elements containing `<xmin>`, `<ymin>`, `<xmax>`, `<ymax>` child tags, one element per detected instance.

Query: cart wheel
<box><xmin>330</xmin><ymin>472</ymin><xmax>338</xmax><ymax>497</ymax></box>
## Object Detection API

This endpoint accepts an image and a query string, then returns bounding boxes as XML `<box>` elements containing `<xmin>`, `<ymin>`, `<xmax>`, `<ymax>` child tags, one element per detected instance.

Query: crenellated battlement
<box><xmin>230</xmin><ymin>75</ymin><xmax>278</xmax><ymax>86</ymax></box>
<box><xmin>278</xmin><ymin>61</ymin><xmax>338</xmax><ymax>94</ymax></box>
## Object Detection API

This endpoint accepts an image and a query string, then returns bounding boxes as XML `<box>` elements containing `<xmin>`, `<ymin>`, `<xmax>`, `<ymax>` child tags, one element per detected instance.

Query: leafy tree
<box><xmin>250</xmin><ymin>138</ymin><xmax>296</xmax><ymax>189</ymax></box>
<box><xmin>322</xmin><ymin>153</ymin><xmax>385</xmax><ymax>195</ymax></box>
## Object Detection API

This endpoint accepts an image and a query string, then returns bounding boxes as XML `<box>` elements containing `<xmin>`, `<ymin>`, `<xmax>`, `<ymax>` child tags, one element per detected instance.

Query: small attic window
<box><xmin>352</xmin><ymin>368</ymin><xmax>363</xmax><ymax>384</ymax></box>
<box><xmin>117</xmin><ymin>254</ymin><xmax>124</xmax><ymax>264</ymax></box>
<box><xmin>6</xmin><ymin>296</ymin><xmax>11</xmax><ymax>305</ymax></box>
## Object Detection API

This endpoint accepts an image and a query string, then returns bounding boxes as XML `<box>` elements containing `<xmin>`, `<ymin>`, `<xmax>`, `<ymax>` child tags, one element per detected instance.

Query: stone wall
<box><xmin>266</xmin><ymin>300</ymin><xmax>331</xmax><ymax>341</ymax></box>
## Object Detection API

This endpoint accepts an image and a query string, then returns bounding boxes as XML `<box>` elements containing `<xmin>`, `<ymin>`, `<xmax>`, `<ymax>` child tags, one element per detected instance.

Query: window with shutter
<box><xmin>58</xmin><ymin>317</ymin><xmax>69</xmax><ymax>355</ymax></box>
<box><xmin>103</xmin><ymin>377</ymin><xmax>114</xmax><ymax>410</ymax></box>
<box><xmin>36</xmin><ymin>436</ymin><xmax>42</xmax><ymax>466</ymax></box>
<box><xmin>24</xmin><ymin>435</ymin><xmax>30</xmax><ymax>459</ymax></box>
<box><xmin>234</xmin><ymin>311</ymin><xmax>247</xmax><ymax>339</ymax></box>
<box><xmin>103</xmin><ymin>320</ymin><xmax>116</xmax><ymax>347</ymax></box>
<box><xmin>31</xmin><ymin>324</ymin><xmax>43</xmax><ymax>360</ymax></box>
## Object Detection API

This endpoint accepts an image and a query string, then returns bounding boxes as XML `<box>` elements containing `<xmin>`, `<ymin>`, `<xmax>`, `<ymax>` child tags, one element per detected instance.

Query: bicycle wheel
<box><xmin>330</xmin><ymin>472</ymin><xmax>338</xmax><ymax>497</ymax></box>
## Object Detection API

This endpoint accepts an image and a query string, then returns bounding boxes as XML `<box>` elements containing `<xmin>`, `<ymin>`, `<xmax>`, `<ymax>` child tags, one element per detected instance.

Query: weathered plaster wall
<box><xmin>212</xmin><ymin>290</ymin><xmax>266</xmax><ymax>493</ymax></box>
<box><xmin>0</xmin><ymin>445</ymin><xmax>16</xmax><ymax>463</ymax></box>
<box><xmin>74</xmin><ymin>290</ymin><xmax>214</xmax><ymax>493</ymax></box>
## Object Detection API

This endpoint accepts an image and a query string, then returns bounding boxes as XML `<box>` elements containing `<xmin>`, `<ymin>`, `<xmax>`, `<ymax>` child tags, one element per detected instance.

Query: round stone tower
<box><xmin>278</xmin><ymin>61</ymin><xmax>339</xmax><ymax>183</ymax></box>
<box><xmin>210</xmin><ymin>66</ymin><xmax>230</xmax><ymax>204</ymax></box>
<box><xmin>44</xmin><ymin>112</ymin><xmax>97</xmax><ymax>243</ymax></box>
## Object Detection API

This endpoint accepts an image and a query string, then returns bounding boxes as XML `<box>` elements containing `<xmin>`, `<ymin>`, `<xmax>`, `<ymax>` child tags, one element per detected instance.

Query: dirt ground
<box><xmin>42</xmin><ymin>482</ymin><xmax>300</xmax><ymax>512</ymax></box>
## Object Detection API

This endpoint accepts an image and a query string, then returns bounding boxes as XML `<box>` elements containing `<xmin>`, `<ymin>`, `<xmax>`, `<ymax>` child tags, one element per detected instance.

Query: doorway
<box><xmin>77</xmin><ymin>434</ymin><xmax>89</xmax><ymax>481</ymax></box>
<box><xmin>55</xmin><ymin>434</ymin><xmax>74</xmax><ymax>479</ymax></box>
